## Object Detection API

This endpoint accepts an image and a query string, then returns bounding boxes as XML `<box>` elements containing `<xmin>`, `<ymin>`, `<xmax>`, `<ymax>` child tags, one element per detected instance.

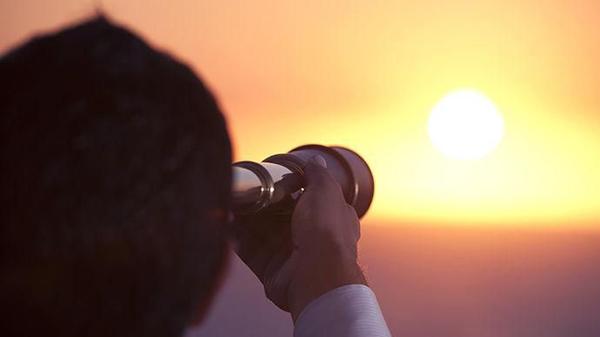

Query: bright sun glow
<box><xmin>428</xmin><ymin>89</ymin><xmax>505</xmax><ymax>160</ymax></box>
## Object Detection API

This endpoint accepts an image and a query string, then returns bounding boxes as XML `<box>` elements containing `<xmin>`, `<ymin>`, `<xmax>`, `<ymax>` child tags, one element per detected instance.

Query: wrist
<box><xmin>288</xmin><ymin>246</ymin><xmax>366</xmax><ymax>321</ymax></box>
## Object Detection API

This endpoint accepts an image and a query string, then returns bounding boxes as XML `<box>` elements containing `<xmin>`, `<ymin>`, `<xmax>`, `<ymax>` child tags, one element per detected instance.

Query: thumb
<box><xmin>303</xmin><ymin>155</ymin><xmax>335</xmax><ymax>188</ymax></box>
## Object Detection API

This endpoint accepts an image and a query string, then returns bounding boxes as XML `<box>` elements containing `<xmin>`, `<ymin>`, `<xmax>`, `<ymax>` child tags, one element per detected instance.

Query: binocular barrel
<box><xmin>232</xmin><ymin>145</ymin><xmax>374</xmax><ymax>218</ymax></box>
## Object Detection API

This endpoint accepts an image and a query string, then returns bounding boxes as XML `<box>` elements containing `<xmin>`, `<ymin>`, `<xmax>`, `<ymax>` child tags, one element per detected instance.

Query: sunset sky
<box><xmin>2</xmin><ymin>0</ymin><xmax>599</xmax><ymax>228</ymax></box>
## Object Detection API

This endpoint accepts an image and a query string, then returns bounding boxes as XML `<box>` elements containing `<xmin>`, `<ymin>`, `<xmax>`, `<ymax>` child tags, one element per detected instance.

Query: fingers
<box><xmin>303</xmin><ymin>155</ymin><xmax>330</xmax><ymax>186</ymax></box>
<box><xmin>302</xmin><ymin>155</ymin><xmax>346</xmax><ymax>203</ymax></box>
<box><xmin>293</xmin><ymin>156</ymin><xmax>359</xmax><ymax>246</ymax></box>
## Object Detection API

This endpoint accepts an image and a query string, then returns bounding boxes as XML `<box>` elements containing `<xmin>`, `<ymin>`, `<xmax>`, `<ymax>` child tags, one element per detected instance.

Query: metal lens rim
<box><xmin>232</xmin><ymin>161</ymin><xmax>274</xmax><ymax>213</ymax></box>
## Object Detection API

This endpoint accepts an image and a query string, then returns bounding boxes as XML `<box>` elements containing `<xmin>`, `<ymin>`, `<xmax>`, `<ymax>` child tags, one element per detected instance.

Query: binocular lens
<box><xmin>232</xmin><ymin>144</ymin><xmax>374</xmax><ymax>218</ymax></box>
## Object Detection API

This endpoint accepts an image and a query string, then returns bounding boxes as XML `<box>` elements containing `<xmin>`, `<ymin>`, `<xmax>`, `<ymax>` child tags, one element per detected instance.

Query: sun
<box><xmin>428</xmin><ymin>89</ymin><xmax>504</xmax><ymax>160</ymax></box>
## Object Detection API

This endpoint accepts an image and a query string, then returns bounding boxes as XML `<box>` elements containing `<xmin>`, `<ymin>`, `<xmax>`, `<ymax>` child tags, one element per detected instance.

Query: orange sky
<box><xmin>2</xmin><ymin>0</ymin><xmax>599</xmax><ymax>228</ymax></box>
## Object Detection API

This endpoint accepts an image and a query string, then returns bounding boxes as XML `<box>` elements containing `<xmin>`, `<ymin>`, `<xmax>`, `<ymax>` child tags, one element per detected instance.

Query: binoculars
<box><xmin>232</xmin><ymin>145</ymin><xmax>374</xmax><ymax>218</ymax></box>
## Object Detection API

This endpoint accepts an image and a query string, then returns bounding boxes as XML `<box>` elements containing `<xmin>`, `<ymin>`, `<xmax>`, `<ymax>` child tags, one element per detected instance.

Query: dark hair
<box><xmin>0</xmin><ymin>17</ymin><xmax>231</xmax><ymax>337</ymax></box>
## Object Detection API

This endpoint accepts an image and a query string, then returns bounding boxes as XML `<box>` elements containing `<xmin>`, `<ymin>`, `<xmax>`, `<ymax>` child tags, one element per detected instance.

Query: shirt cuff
<box><xmin>293</xmin><ymin>284</ymin><xmax>392</xmax><ymax>337</ymax></box>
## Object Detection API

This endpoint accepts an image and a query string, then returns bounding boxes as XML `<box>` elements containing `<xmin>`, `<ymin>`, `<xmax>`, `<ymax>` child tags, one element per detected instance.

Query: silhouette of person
<box><xmin>0</xmin><ymin>17</ymin><xmax>391</xmax><ymax>337</ymax></box>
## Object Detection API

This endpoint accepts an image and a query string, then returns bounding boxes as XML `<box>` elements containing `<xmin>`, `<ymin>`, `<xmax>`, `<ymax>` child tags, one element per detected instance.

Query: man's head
<box><xmin>0</xmin><ymin>17</ymin><xmax>231</xmax><ymax>337</ymax></box>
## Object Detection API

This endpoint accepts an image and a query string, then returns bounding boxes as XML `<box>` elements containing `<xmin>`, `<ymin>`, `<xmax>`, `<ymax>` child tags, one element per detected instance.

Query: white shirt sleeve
<box><xmin>293</xmin><ymin>284</ymin><xmax>392</xmax><ymax>337</ymax></box>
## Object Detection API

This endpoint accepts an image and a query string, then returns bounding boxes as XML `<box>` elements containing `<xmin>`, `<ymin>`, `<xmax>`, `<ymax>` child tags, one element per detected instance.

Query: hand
<box><xmin>232</xmin><ymin>156</ymin><xmax>367</xmax><ymax>321</ymax></box>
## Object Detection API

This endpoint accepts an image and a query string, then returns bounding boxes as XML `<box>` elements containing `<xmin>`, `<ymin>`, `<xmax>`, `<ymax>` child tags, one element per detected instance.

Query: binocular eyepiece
<box><xmin>232</xmin><ymin>145</ymin><xmax>374</xmax><ymax>218</ymax></box>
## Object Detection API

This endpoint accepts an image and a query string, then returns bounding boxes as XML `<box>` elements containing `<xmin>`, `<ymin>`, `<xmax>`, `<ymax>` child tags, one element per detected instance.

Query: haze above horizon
<box><xmin>2</xmin><ymin>0</ymin><xmax>599</xmax><ymax>228</ymax></box>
